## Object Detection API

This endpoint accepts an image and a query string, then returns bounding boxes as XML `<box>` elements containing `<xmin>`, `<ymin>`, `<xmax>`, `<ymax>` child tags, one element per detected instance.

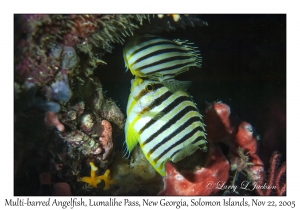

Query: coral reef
<box><xmin>15</xmin><ymin>14</ymin><xmax>150</xmax><ymax>85</ymax></box>
<box><xmin>14</xmin><ymin>14</ymin><xmax>143</xmax><ymax>196</ymax></box>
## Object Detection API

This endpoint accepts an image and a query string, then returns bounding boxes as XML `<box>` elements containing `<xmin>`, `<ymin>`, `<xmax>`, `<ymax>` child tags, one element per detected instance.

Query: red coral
<box><xmin>205</xmin><ymin>102</ymin><xmax>264</xmax><ymax>183</ymax></box>
<box><xmin>205</xmin><ymin>102</ymin><xmax>233</xmax><ymax>141</ymax></box>
<box><xmin>159</xmin><ymin>147</ymin><xmax>230</xmax><ymax>195</ymax></box>
<box><xmin>234</xmin><ymin>121</ymin><xmax>257</xmax><ymax>155</ymax></box>
<box><xmin>206</xmin><ymin>102</ymin><xmax>287</xmax><ymax>196</ymax></box>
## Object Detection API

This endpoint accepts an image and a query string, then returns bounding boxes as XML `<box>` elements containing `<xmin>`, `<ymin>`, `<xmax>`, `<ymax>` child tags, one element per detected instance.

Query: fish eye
<box><xmin>146</xmin><ymin>84</ymin><xmax>155</xmax><ymax>92</ymax></box>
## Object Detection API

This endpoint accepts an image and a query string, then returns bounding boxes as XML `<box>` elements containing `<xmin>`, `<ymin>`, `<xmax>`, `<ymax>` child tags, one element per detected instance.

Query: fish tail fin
<box><xmin>173</xmin><ymin>39</ymin><xmax>202</xmax><ymax>68</ymax></box>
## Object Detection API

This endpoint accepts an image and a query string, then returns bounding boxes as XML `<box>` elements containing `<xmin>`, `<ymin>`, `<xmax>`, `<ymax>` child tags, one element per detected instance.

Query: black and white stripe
<box><xmin>125</xmin><ymin>78</ymin><xmax>206</xmax><ymax>176</ymax></box>
<box><xmin>123</xmin><ymin>35</ymin><xmax>202</xmax><ymax>80</ymax></box>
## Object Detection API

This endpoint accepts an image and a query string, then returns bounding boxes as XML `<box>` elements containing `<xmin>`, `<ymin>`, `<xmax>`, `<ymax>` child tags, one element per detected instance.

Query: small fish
<box><xmin>123</xmin><ymin>35</ymin><xmax>202</xmax><ymax>92</ymax></box>
<box><xmin>124</xmin><ymin>77</ymin><xmax>207</xmax><ymax>176</ymax></box>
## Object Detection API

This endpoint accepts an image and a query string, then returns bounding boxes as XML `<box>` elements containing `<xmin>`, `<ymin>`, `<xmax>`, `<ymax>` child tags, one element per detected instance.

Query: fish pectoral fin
<box><xmin>162</xmin><ymin>79</ymin><xmax>192</xmax><ymax>93</ymax></box>
<box><xmin>171</xmin><ymin>144</ymin><xmax>200</xmax><ymax>163</ymax></box>
<box><xmin>125</xmin><ymin>122</ymin><xmax>139</xmax><ymax>155</ymax></box>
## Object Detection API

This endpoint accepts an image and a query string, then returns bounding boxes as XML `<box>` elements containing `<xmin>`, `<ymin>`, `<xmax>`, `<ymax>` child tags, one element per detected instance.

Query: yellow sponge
<box><xmin>80</xmin><ymin>162</ymin><xmax>116</xmax><ymax>190</ymax></box>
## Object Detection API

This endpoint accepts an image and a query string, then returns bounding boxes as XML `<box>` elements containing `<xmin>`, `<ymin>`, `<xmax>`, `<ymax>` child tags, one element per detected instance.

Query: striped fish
<box><xmin>124</xmin><ymin>77</ymin><xmax>207</xmax><ymax>176</ymax></box>
<box><xmin>123</xmin><ymin>35</ymin><xmax>202</xmax><ymax>93</ymax></box>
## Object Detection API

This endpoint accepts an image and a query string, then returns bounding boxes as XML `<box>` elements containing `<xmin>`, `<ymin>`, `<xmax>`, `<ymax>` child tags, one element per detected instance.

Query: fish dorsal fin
<box><xmin>124</xmin><ymin>121</ymin><xmax>139</xmax><ymax>157</ymax></box>
<box><xmin>171</xmin><ymin>144</ymin><xmax>200</xmax><ymax>163</ymax></box>
<box><xmin>162</xmin><ymin>79</ymin><xmax>192</xmax><ymax>93</ymax></box>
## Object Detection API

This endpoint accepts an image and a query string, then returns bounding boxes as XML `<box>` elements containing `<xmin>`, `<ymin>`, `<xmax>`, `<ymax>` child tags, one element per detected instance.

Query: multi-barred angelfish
<box><xmin>123</xmin><ymin>34</ymin><xmax>202</xmax><ymax>93</ymax></box>
<box><xmin>124</xmin><ymin>77</ymin><xmax>207</xmax><ymax>176</ymax></box>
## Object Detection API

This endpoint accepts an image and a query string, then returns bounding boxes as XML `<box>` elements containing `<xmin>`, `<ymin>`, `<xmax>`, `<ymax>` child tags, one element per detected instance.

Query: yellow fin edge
<box><xmin>125</xmin><ymin>121</ymin><xmax>139</xmax><ymax>155</ymax></box>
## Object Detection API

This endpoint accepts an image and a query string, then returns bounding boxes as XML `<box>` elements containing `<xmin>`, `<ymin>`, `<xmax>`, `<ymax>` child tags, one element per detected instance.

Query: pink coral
<box><xmin>205</xmin><ymin>102</ymin><xmax>233</xmax><ymax>141</ymax></box>
<box><xmin>99</xmin><ymin>120</ymin><xmax>113</xmax><ymax>160</ymax></box>
<box><xmin>234</xmin><ymin>121</ymin><xmax>257</xmax><ymax>155</ymax></box>
<box><xmin>205</xmin><ymin>102</ymin><xmax>264</xmax><ymax>183</ymax></box>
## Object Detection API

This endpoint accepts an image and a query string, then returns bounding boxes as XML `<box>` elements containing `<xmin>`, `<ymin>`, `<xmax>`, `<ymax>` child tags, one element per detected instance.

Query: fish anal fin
<box><xmin>125</xmin><ymin>122</ymin><xmax>139</xmax><ymax>154</ymax></box>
